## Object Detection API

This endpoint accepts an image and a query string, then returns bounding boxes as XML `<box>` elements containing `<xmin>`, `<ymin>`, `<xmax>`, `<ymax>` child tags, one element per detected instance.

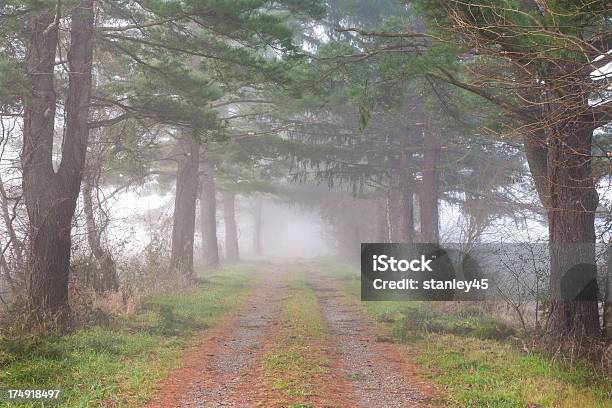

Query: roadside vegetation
<box><xmin>322</xmin><ymin>260</ymin><xmax>612</xmax><ymax>408</ymax></box>
<box><xmin>262</xmin><ymin>271</ymin><xmax>329</xmax><ymax>406</ymax></box>
<box><xmin>0</xmin><ymin>263</ymin><xmax>259</xmax><ymax>407</ymax></box>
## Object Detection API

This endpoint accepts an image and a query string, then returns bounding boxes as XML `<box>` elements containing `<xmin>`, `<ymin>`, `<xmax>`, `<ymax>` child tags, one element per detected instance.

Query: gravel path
<box><xmin>309</xmin><ymin>276</ymin><xmax>436</xmax><ymax>408</ymax></box>
<box><xmin>144</xmin><ymin>267</ymin><xmax>287</xmax><ymax>408</ymax></box>
<box><xmin>145</xmin><ymin>262</ymin><xmax>438</xmax><ymax>408</ymax></box>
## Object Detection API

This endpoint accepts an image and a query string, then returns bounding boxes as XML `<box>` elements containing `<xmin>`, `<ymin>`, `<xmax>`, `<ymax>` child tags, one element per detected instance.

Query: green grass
<box><xmin>415</xmin><ymin>335</ymin><xmax>611</xmax><ymax>407</ymax></box>
<box><xmin>316</xmin><ymin>259</ymin><xmax>612</xmax><ymax>408</ymax></box>
<box><xmin>263</xmin><ymin>271</ymin><xmax>328</xmax><ymax>401</ymax></box>
<box><xmin>0</xmin><ymin>263</ymin><xmax>261</xmax><ymax>407</ymax></box>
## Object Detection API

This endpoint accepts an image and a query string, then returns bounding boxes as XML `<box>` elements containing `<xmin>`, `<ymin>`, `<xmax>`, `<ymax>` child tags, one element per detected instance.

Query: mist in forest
<box><xmin>0</xmin><ymin>3</ymin><xmax>610</xmax><ymax>402</ymax></box>
<box><xmin>231</xmin><ymin>198</ymin><xmax>334</xmax><ymax>259</ymax></box>
<box><xmin>88</xmin><ymin>188</ymin><xmax>333</xmax><ymax>258</ymax></box>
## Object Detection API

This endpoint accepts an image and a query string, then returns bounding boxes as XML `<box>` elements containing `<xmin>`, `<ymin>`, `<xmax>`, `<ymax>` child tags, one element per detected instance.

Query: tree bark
<box><xmin>546</xmin><ymin>120</ymin><xmax>600</xmax><ymax>338</ymax></box>
<box><xmin>523</xmin><ymin>128</ymin><xmax>550</xmax><ymax>209</ymax></box>
<box><xmin>169</xmin><ymin>136</ymin><xmax>200</xmax><ymax>277</ymax></box>
<box><xmin>223</xmin><ymin>191</ymin><xmax>240</xmax><ymax>262</ymax></box>
<box><xmin>419</xmin><ymin>123</ymin><xmax>441</xmax><ymax>243</ymax></box>
<box><xmin>253</xmin><ymin>194</ymin><xmax>263</xmax><ymax>255</ymax></box>
<box><xmin>22</xmin><ymin>0</ymin><xmax>95</xmax><ymax>321</ymax></box>
<box><xmin>199</xmin><ymin>157</ymin><xmax>219</xmax><ymax>269</ymax></box>
<box><xmin>518</xmin><ymin>70</ymin><xmax>600</xmax><ymax>340</ymax></box>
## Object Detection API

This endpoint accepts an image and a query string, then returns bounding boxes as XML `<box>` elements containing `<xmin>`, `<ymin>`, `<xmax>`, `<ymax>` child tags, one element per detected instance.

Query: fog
<box><xmin>98</xmin><ymin>188</ymin><xmax>334</xmax><ymax>260</ymax></box>
<box><xmin>230</xmin><ymin>198</ymin><xmax>334</xmax><ymax>259</ymax></box>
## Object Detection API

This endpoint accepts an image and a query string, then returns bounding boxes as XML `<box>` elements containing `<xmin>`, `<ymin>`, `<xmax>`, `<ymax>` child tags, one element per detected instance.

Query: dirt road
<box><xmin>144</xmin><ymin>261</ymin><xmax>438</xmax><ymax>408</ymax></box>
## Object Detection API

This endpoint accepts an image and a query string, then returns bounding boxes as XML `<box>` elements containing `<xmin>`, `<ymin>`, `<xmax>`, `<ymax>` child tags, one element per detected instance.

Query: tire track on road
<box><xmin>144</xmin><ymin>265</ymin><xmax>288</xmax><ymax>408</ymax></box>
<box><xmin>309</xmin><ymin>273</ymin><xmax>438</xmax><ymax>408</ymax></box>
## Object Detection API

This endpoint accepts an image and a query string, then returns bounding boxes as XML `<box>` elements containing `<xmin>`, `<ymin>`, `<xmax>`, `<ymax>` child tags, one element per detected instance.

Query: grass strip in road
<box><xmin>319</xmin><ymin>260</ymin><xmax>612</xmax><ymax>408</ymax></box>
<box><xmin>262</xmin><ymin>271</ymin><xmax>328</xmax><ymax>404</ymax></box>
<box><xmin>0</xmin><ymin>263</ymin><xmax>260</xmax><ymax>408</ymax></box>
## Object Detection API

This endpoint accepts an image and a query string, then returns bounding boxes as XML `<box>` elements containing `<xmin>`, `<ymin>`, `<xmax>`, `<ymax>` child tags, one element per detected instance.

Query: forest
<box><xmin>0</xmin><ymin>0</ymin><xmax>610</xmax><ymax>407</ymax></box>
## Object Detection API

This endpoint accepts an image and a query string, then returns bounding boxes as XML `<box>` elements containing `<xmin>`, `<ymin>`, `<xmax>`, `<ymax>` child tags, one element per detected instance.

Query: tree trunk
<box><xmin>339</xmin><ymin>219</ymin><xmax>361</xmax><ymax>263</ymax></box>
<box><xmin>199</xmin><ymin>157</ymin><xmax>219</xmax><ymax>269</ymax></box>
<box><xmin>375</xmin><ymin>197</ymin><xmax>389</xmax><ymax>243</ymax></box>
<box><xmin>398</xmin><ymin>172</ymin><xmax>415</xmax><ymax>243</ymax></box>
<box><xmin>523</xmin><ymin>128</ymin><xmax>550</xmax><ymax>209</ymax></box>
<box><xmin>22</xmin><ymin>0</ymin><xmax>95</xmax><ymax>322</ymax></box>
<box><xmin>387</xmin><ymin>181</ymin><xmax>400</xmax><ymax>242</ymax></box>
<box><xmin>253</xmin><ymin>195</ymin><xmax>263</xmax><ymax>255</ymax></box>
<box><xmin>333</xmin><ymin>200</ymin><xmax>361</xmax><ymax>262</ymax></box>
<box><xmin>223</xmin><ymin>191</ymin><xmax>240</xmax><ymax>262</ymax></box>
<box><xmin>391</xmin><ymin>92</ymin><xmax>417</xmax><ymax>243</ymax></box>
<box><xmin>169</xmin><ymin>136</ymin><xmax>200</xmax><ymax>277</ymax></box>
<box><xmin>546</xmin><ymin>121</ymin><xmax>600</xmax><ymax>338</ymax></box>
<box><xmin>519</xmin><ymin>67</ymin><xmax>600</xmax><ymax>340</ymax></box>
<box><xmin>419</xmin><ymin>124</ymin><xmax>440</xmax><ymax>243</ymax></box>
<box><xmin>389</xmin><ymin>170</ymin><xmax>414</xmax><ymax>243</ymax></box>
<box><xmin>83</xmin><ymin>164</ymin><xmax>118</xmax><ymax>293</ymax></box>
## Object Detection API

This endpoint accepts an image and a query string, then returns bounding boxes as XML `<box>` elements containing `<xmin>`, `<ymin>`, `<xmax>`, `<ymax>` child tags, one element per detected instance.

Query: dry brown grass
<box><xmin>67</xmin><ymin>270</ymin><xmax>201</xmax><ymax>328</ymax></box>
